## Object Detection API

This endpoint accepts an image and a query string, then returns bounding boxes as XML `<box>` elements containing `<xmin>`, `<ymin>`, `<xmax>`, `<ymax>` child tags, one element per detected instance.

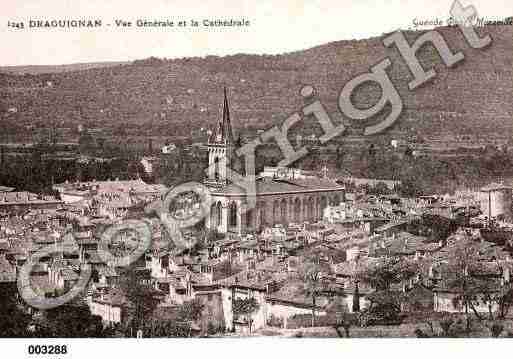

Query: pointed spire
<box><xmin>209</xmin><ymin>87</ymin><xmax>235</xmax><ymax>145</ymax></box>
<box><xmin>223</xmin><ymin>86</ymin><xmax>230</xmax><ymax>126</ymax></box>
<box><xmin>222</xmin><ymin>86</ymin><xmax>235</xmax><ymax>145</ymax></box>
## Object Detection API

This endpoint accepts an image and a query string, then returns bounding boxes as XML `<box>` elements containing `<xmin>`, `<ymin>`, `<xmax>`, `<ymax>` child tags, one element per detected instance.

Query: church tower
<box><xmin>205</xmin><ymin>88</ymin><xmax>236</xmax><ymax>189</ymax></box>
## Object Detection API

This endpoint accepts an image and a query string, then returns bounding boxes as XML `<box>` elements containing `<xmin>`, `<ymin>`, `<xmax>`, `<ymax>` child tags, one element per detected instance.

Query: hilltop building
<box><xmin>479</xmin><ymin>183</ymin><xmax>512</xmax><ymax>221</ymax></box>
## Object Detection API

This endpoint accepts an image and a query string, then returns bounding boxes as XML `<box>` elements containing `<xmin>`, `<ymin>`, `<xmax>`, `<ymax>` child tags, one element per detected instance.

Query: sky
<box><xmin>0</xmin><ymin>0</ymin><xmax>510</xmax><ymax>66</ymax></box>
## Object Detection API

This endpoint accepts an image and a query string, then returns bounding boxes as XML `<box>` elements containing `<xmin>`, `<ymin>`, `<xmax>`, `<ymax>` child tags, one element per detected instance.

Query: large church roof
<box><xmin>211</xmin><ymin>177</ymin><xmax>344</xmax><ymax>197</ymax></box>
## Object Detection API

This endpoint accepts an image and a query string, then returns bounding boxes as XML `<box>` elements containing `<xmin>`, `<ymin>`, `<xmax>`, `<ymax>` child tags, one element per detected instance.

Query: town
<box><xmin>1</xmin><ymin>86</ymin><xmax>512</xmax><ymax>339</ymax></box>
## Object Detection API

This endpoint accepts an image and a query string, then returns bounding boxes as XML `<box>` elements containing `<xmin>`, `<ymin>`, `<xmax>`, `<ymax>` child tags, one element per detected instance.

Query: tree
<box><xmin>150</xmin><ymin>298</ymin><xmax>204</xmax><ymax>337</ymax></box>
<box><xmin>490</xmin><ymin>321</ymin><xmax>504</xmax><ymax>338</ymax></box>
<box><xmin>397</xmin><ymin>177</ymin><xmax>422</xmax><ymax>198</ymax></box>
<box><xmin>352</xmin><ymin>280</ymin><xmax>360</xmax><ymax>313</ymax></box>
<box><xmin>0</xmin><ymin>283</ymin><xmax>31</xmax><ymax>337</ymax></box>
<box><xmin>119</xmin><ymin>265</ymin><xmax>161</xmax><ymax>332</ymax></box>
<box><xmin>439</xmin><ymin>316</ymin><xmax>455</xmax><ymax>337</ymax></box>
<box><xmin>178</xmin><ymin>298</ymin><xmax>204</xmax><ymax>323</ymax></box>
<box><xmin>327</xmin><ymin>300</ymin><xmax>356</xmax><ymax>338</ymax></box>
<box><xmin>301</xmin><ymin>260</ymin><xmax>323</xmax><ymax>327</ymax></box>
<box><xmin>232</xmin><ymin>297</ymin><xmax>260</xmax><ymax>334</ymax></box>
<box><xmin>356</xmin><ymin>258</ymin><xmax>417</xmax><ymax>326</ymax></box>
<box><xmin>34</xmin><ymin>304</ymin><xmax>111</xmax><ymax>338</ymax></box>
<box><xmin>446</xmin><ymin>244</ymin><xmax>486</xmax><ymax>332</ymax></box>
<box><xmin>368</xmin><ymin>182</ymin><xmax>392</xmax><ymax>196</ymax></box>
<box><xmin>357</xmin><ymin>257</ymin><xmax>418</xmax><ymax>292</ymax></box>
<box><xmin>496</xmin><ymin>282</ymin><xmax>513</xmax><ymax>319</ymax></box>
<box><xmin>414</xmin><ymin>314</ymin><xmax>466</xmax><ymax>338</ymax></box>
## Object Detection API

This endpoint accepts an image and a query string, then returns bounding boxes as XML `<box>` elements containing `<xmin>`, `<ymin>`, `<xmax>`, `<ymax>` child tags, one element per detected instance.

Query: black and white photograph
<box><xmin>0</xmin><ymin>0</ymin><xmax>512</xmax><ymax>357</ymax></box>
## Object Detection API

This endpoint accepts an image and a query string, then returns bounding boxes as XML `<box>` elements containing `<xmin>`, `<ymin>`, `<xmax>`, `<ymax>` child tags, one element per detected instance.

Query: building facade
<box><xmin>479</xmin><ymin>183</ymin><xmax>512</xmax><ymax>220</ymax></box>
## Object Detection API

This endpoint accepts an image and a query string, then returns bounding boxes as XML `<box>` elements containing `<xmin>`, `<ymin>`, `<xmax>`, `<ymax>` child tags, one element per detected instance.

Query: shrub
<box><xmin>267</xmin><ymin>314</ymin><xmax>284</xmax><ymax>328</ymax></box>
<box><xmin>440</xmin><ymin>317</ymin><xmax>455</xmax><ymax>337</ymax></box>
<box><xmin>207</xmin><ymin>322</ymin><xmax>217</xmax><ymax>336</ymax></box>
<box><xmin>287</xmin><ymin>314</ymin><xmax>332</xmax><ymax>329</ymax></box>
<box><xmin>414</xmin><ymin>328</ymin><xmax>429</xmax><ymax>338</ymax></box>
<box><xmin>490</xmin><ymin>322</ymin><xmax>504</xmax><ymax>338</ymax></box>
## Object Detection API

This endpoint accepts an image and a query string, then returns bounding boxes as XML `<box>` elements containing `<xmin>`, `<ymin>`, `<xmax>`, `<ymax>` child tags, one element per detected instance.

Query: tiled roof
<box><xmin>93</xmin><ymin>289</ymin><xmax>127</xmax><ymax>307</ymax></box>
<box><xmin>97</xmin><ymin>266</ymin><xmax>118</xmax><ymax>277</ymax></box>
<box><xmin>267</xmin><ymin>280</ymin><xmax>330</xmax><ymax>309</ymax></box>
<box><xmin>384</xmin><ymin>232</ymin><xmax>438</xmax><ymax>255</ymax></box>
<box><xmin>333</xmin><ymin>257</ymin><xmax>385</xmax><ymax>277</ymax></box>
<box><xmin>343</xmin><ymin>279</ymin><xmax>374</xmax><ymax>295</ymax></box>
<box><xmin>481</xmin><ymin>183</ymin><xmax>512</xmax><ymax>192</ymax></box>
<box><xmin>468</xmin><ymin>261</ymin><xmax>502</xmax><ymax>277</ymax></box>
<box><xmin>60</xmin><ymin>268</ymin><xmax>79</xmax><ymax>281</ymax></box>
<box><xmin>374</xmin><ymin>220</ymin><xmax>408</xmax><ymax>233</ymax></box>
<box><xmin>55</xmin><ymin>179</ymin><xmax>166</xmax><ymax>195</ymax></box>
<box><xmin>433</xmin><ymin>277</ymin><xmax>502</xmax><ymax>293</ymax></box>
<box><xmin>0</xmin><ymin>191</ymin><xmax>61</xmax><ymax>205</ymax></box>
<box><xmin>213</xmin><ymin>177</ymin><xmax>343</xmax><ymax>196</ymax></box>
<box><xmin>215</xmin><ymin>269</ymin><xmax>276</xmax><ymax>291</ymax></box>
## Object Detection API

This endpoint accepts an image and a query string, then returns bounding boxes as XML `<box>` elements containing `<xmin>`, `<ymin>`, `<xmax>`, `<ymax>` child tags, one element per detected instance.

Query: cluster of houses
<box><xmin>0</xmin><ymin>178</ymin><xmax>512</xmax><ymax>336</ymax></box>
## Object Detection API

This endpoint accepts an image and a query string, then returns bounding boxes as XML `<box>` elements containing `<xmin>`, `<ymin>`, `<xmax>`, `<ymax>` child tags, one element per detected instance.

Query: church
<box><xmin>204</xmin><ymin>89</ymin><xmax>345</xmax><ymax>235</ymax></box>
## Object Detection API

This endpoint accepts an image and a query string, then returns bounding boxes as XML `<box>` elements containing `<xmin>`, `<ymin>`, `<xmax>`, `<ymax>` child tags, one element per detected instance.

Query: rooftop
<box><xmin>0</xmin><ymin>192</ymin><xmax>61</xmax><ymax>205</ymax></box>
<box><xmin>481</xmin><ymin>183</ymin><xmax>512</xmax><ymax>192</ymax></box>
<box><xmin>213</xmin><ymin>177</ymin><xmax>344</xmax><ymax>197</ymax></box>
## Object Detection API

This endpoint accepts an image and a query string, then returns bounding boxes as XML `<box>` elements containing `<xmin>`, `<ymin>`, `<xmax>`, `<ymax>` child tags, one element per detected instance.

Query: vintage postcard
<box><xmin>0</xmin><ymin>0</ymin><xmax>512</xmax><ymax>357</ymax></box>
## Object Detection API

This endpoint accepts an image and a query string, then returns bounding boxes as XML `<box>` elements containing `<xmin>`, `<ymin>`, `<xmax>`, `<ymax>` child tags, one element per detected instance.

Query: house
<box><xmin>266</xmin><ymin>281</ymin><xmax>330</xmax><ymax>329</ymax></box>
<box><xmin>0</xmin><ymin>253</ymin><xmax>16</xmax><ymax>287</ymax></box>
<box><xmin>48</xmin><ymin>261</ymin><xmax>80</xmax><ymax>291</ymax></box>
<box><xmin>0</xmin><ymin>191</ymin><xmax>62</xmax><ymax>212</ymax></box>
<box><xmin>402</xmin><ymin>283</ymin><xmax>434</xmax><ymax>312</ymax></box>
<box><xmin>373</xmin><ymin>220</ymin><xmax>408</xmax><ymax>237</ymax></box>
<box><xmin>195</xmin><ymin>288</ymin><xmax>227</xmax><ymax>333</ymax></box>
<box><xmin>433</xmin><ymin>277</ymin><xmax>502</xmax><ymax>313</ymax></box>
<box><xmin>377</xmin><ymin>232</ymin><xmax>442</xmax><ymax>258</ymax></box>
<box><xmin>156</xmin><ymin>273</ymin><xmax>193</xmax><ymax>304</ymax></box>
<box><xmin>89</xmin><ymin>289</ymin><xmax>128</xmax><ymax>325</ymax></box>
<box><xmin>341</xmin><ymin>280</ymin><xmax>372</xmax><ymax>313</ymax></box>
<box><xmin>95</xmin><ymin>266</ymin><xmax>119</xmax><ymax>287</ymax></box>
<box><xmin>215</xmin><ymin>269</ymin><xmax>279</xmax><ymax>333</ymax></box>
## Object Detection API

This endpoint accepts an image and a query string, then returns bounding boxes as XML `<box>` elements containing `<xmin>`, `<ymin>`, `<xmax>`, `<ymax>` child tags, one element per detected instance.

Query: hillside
<box><xmin>0</xmin><ymin>24</ymin><xmax>511</xmax><ymax>141</ymax></box>
<box><xmin>0</xmin><ymin>61</ymin><xmax>130</xmax><ymax>75</ymax></box>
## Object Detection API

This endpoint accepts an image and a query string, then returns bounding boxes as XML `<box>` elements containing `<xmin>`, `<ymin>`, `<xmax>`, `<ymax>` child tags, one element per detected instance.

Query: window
<box><xmin>229</xmin><ymin>202</ymin><xmax>237</xmax><ymax>227</ymax></box>
<box><xmin>214</xmin><ymin>157</ymin><xmax>220</xmax><ymax>181</ymax></box>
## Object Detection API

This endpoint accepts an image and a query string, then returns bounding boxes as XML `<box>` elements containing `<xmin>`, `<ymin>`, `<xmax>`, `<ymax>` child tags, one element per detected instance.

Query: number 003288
<box><xmin>27</xmin><ymin>345</ymin><xmax>68</xmax><ymax>355</ymax></box>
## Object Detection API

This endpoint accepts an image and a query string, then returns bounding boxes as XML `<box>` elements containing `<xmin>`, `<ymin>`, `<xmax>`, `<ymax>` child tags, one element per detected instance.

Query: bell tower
<box><xmin>205</xmin><ymin>87</ymin><xmax>236</xmax><ymax>188</ymax></box>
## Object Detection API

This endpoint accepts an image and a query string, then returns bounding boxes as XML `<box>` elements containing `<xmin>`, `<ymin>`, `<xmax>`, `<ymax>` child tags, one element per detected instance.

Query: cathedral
<box><xmin>204</xmin><ymin>89</ymin><xmax>345</xmax><ymax>235</ymax></box>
